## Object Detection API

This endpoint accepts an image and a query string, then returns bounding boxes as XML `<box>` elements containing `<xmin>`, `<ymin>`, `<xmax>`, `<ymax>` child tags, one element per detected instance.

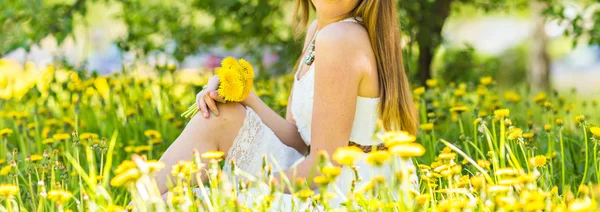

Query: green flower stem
<box><xmin>458</xmin><ymin>117</ymin><xmax>471</xmax><ymax>155</ymax></box>
<box><xmin>559</xmin><ymin>127</ymin><xmax>566</xmax><ymax>196</ymax></box>
<box><xmin>578</xmin><ymin>125</ymin><xmax>589</xmax><ymax>193</ymax></box>
<box><xmin>594</xmin><ymin>138</ymin><xmax>599</xmax><ymax>183</ymax></box>
<box><xmin>499</xmin><ymin>119</ymin><xmax>506</xmax><ymax>167</ymax></box>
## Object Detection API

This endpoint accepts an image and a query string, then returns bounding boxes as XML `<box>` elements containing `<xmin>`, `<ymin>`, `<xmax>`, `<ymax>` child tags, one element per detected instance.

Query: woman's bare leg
<box><xmin>154</xmin><ymin>102</ymin><xmax>247</xmax><ymax>195</ymax></box>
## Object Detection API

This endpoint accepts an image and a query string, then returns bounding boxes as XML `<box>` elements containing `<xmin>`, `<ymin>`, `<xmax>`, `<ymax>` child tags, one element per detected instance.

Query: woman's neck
<box><xmin>316</xmin><ymin>13</ymin><xmax>351</xmax><ymax>30</ymax></box>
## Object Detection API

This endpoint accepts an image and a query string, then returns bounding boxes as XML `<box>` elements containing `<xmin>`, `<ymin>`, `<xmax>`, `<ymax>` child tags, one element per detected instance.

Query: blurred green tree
<box><xmin>0</xmin><ymin>0</ymin><xmax>296</xmax><ymax>72</ymax></box>
<box><xmin>0</xmin><ymin>0</ymin><xmax>86</xmax><ymax>54</ymax></box>
<box><xmin>398</xmin><ymin>0</ymin><xmax>529</xmax><ymax>85</ymax></box>
<box><xmin>540</xmin><ymin>0</ymin><xmax>600</xmax><ymax>45</ymax></box>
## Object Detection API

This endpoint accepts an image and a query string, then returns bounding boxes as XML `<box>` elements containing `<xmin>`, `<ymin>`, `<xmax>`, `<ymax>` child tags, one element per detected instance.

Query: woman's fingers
<box><xmin>197</xmin><ymin>93</ymin><xmax>209</xmax><ymax>118</ymax></box>
<box><xmin>209</xmin><ymin>91</ymin><xmax>226</xmax><ymax>103</ymax></box>
<box><xmin>196</xmin><ymin>92</ymin><xmax>203</xmax><ymax>110</ymax></box>
<box><xmin>204</xmin><ymin>95</ymin><xmax>219</xmax><ymax>116</ymax></box>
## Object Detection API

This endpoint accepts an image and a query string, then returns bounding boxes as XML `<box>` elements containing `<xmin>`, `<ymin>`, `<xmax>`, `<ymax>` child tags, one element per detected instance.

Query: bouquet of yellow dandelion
<box><xmin>181</xmin><ymin>57</ymin><xmax>254</xmax><ymax>118</ymax></box>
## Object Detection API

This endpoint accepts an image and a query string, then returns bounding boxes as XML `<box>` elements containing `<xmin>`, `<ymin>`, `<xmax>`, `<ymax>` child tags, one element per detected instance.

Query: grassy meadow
<box><xmin>1</xmin><ymin>59</ymin><xmax>600</xmax><ymax>211</ymax></box>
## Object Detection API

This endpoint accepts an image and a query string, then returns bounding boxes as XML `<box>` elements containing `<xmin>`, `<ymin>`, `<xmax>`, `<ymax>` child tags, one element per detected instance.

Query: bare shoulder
<box><xmin>315</xmin><ymin>21</ymin><xmax>373</xmax><ymax>73</ymax></box>
<box><xmin>317</xmin><ymin>21</ymin><xmax>370</xmax><ymax>47</ymax></box>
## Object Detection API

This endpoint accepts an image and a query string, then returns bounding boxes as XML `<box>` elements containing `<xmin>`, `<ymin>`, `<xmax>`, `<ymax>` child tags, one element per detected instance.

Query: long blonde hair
<box><xmin>293</xmin><ymin>0</ymin><xmax>418</xmax><ymax>135</ymax></box>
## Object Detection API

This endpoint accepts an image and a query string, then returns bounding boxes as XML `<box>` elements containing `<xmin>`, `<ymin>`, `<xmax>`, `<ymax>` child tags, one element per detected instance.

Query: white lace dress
<box><xmin>199</xmin><ymin>17</ymin><xmax>417</xmax><ymax>209</ymax></box>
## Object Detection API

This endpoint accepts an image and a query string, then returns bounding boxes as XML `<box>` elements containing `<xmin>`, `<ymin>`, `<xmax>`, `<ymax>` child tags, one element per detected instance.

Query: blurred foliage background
<box><xmin>1</xmin><ymin>0</ymin><xmax>600</xmax><ymax>94</ymax></box>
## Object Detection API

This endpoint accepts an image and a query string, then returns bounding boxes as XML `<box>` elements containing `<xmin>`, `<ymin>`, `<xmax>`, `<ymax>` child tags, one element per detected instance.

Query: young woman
<box><xmin>154</xmin><ymin>0</ymin><xmax>418</xmax><ymax>207</ymax></box>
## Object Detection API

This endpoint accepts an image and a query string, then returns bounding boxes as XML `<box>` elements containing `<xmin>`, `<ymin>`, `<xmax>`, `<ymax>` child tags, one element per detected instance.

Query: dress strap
<box><xmin>339</xmin><ymin>17</ymin><xmax>363</xmax><ymax>23</ymax></box>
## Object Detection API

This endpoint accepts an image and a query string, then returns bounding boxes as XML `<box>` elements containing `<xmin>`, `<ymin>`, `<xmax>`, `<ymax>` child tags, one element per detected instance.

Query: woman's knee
<box><xmin>185</xmin><ymin>102</ymin><xmax>246</xmax><ymax>138</ymax></box>
<box><xmin>214</xmin><ymin>102</ymin><xmax>247</xmax><ymax>121</ymax></box>
<box><xmin>198</xmin><ymin>102</ymin><xmax>246</xmax><ymax>145</ymax></box>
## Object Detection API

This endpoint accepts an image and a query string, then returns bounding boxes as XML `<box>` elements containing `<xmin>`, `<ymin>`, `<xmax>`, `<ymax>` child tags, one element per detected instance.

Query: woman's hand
<box><xmin>196</xmin><ymin>75</ymin><xmax>226</xmax><ymax>118</ymax></box>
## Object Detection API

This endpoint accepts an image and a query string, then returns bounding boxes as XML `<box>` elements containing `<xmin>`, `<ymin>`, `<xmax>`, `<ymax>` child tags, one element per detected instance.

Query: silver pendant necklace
<box><xmin>304</xmin><ymin>41</ymin><xmax>315</xmax><ymax>65</ymax></box>
<box><xmin>304</xmin><ymin>31</ymin><xmax>318</xmax><ymax>66</ymax></box>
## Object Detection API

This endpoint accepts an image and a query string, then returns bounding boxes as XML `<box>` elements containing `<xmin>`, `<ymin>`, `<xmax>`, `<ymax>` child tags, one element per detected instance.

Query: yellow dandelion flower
<box><xmin>115</xmin><ymin>160</ymin><xmax>137</xmax><ymax>174</ymax></box>
<box><xmin>523</xmin><ymin>132</ymin><xmax>535</xmax><ymax>139</ymax></box>
<box><xmin>218</xmin><ymin>78</ymin><xmax>244</xmax><ymax>102</ymax></box>
<box><xmin>476</xmin><ymin>86</ymin><xmax>488</xmax><ymax>96</ymax></box>
<box><xmin>52</xmin><ymin>133</ymin><xmax>71</xmax><ymax>141</ymax></box>
<box><xmin>0</xmin><ymin>128</ymin><xmax>13</xmax><ymax>137</ymax></box>
<box><xmin>144</xmin><ymin>130</ymin><xmax>161</xmax><ymax>138</ymax></box>
<box><xmin>332</xmin><ymin>146</ymin><xmax>364</xmax><ymax>166</ymax></box>
<box><xmin>578</xmin><ymin>185</ymin><xmax>589</xmax><ymax>195</ymax></box>
<box><xmin>544</xmin><ymin>124</ymin><xmax>552</xmax><ymax>132</ymax></box>
<box><xmin>495</xmin><ymin>168</ymin><xmax>520</xmax><ymax>176</ymax></box>
<box><xmin>556</xmin><ymin>118</ymin><xmax>564</xmax><ymax>126</ymax></box>
<box><xmin>146</xmin><ymin>160</ymin><xmax>165</xmax><ymax>173</ymax></box>
<box><xmin>313</xmin><ymin>175</ymin><xmax>332</xmax><ymax>186</ymax></box>
<box><xmin>47</xmin><ymin>189</ymin><xmax>73</xmax><ymax>203</ymax></box>
<box><xmin>449</xmin><ymin>106</ymin><xmax>468</xmax><ymax>114</ymax></box>
<box><xmin>413</xmin><ymin>87</ymin><xmax>425</xmax><ymax>96</ymax></box>
<box><xmin>476</xmin><ymin>159</ymin><xmax>490</xmax><ymax>170</ymax></box>
<box><xmin>420</xmin><ymin>123</ymin><xmax>434</xmax><ymax>132</ymax></box>
<box><xmin>504</xmin><ymin>91</ymin><xmax>521</xmax><ymax>103</ymax></box>
<box><xmin>590</xmin><ymin>127</ymin><xmax>600</xmax><ymax>138</ymax></box>
<box><xmin>313</xmin><ymin>192</ymin><xmax>336</xmax><ymax>201</ymax></box>
<box><xmin>480</xmin><ymin>76</ymin><xmax>493</xmax><ymax>86</ymax></box>
<box><xmin>216</xmin><ymin>66</ymin><xmax>241</xmax><ymax>84</ymax></box>
<box><xmin>366</xmin><ymin>151</ymin><xmax>391</xmax><ymax>166</ymax></box>
<box><xmin>42</xmin><ymin>138</ymin><xmax>56</xmax><ymax>144</ymax></box>
<box><xmin>379</xmin><ymin>131</ymin><xmax>416</xmax><ymax>147</ymax></box>
<box><xmin>507</xmin><ymin>128</ymin><xmax>523</xmax><ymax>140</ymax></box>
<box><xmin>498</xmin><ymin>178</ymin><xmax>521</xmax><ymax>186</ymax></box>
<box><xmin>30</xmin><ymin>154</ymin><xmax>43</xmax><ymax>162</ymax></box>
<box><xmin>453</xmin><ymin>88</ymin><xmax>466</xmax><ymax>97</ymax></box>
<box><xmin>170</xmin><ymin>161</ymin><xmax>199</xmax><ymax>177</ymax></box>
<box><xmin>94</xmin><ymin>77</ymin><xmax>110</xmax><ymax>99</ymax></box>
<box><xmin>471</xmin><ymin>175</ymin><xmax>485</xmax><ymax>188</ymax></box>
<box><xmin>238</xmin><ymin>58</ymin><xmax>255</xmax><ymax>79</ymax></box>
<box><xmin>473</xmin><ymin>118</ymin><xmax>482</xmax><ymax>125</ymax></box>
<box><xmin>106</xmin><ymin>205</ymin><xmax>126</xmax><ymax>212</ymax></box>
<box><xmin>221</xmin><ymin>57</ymin><xmax>241</xmax><ymax>69</ymax></box>
<box><xmin>433</xmin><ymin>164</ymin><xmax>449</xmax><ymax>173</ymax></box>
<box><xmin>532</xmin><ymin>92</ymin><xmax>547</xmax><ymax>103</ymax></box>
<box><xmin>438</xmin><ymin>151</ymin><xmax>456</xmax><ymax>160</ymax></box>
<box><xmin>494</xmin><ymin>109</ymin><xmax>510</xmax><ymax>118</ymax></box>
<box><xmin>201</xmin><ymin>151</ymin><xmax>225</xmax><ymax>160</ymax></box>
<box><xmin>321</xmin><ymin>166</ymin><xmax>342</xmax><ymax>178</ymax></box>
<box><xmin>0</xmin><ymin>166</ymin><xmax>12</xmax><ymax>175</ymax></box>
<box><xmin>80</xmin><ymin>133</ymin><xmax>99</xmax><ymax>140</ymax></box>
<box><xmin>0</xmin><ymin>184</ymin><xmax>19</xmax><ymax>197</ymax></box>
<box><xmin>575</xmin><ymin>115</ymin><xmax>586</xmax><ymax>125</ymax></box>
<box><xmin>110</xmin><ymin>168</ymin><xmax>141</xmax><ymax>187</ymax></box>
<box><xmin>418</xmin><ymin>164</ymin><xmax>431</xmax><ymax>170</ymax></box>
<box><xmin>550</xmin><ymin>186</ymin><xmax>559</xmax><ymax>195</ymax></box>
<box><xmin>496</xmin><ymin>196</ymin><xmax>518</xmax><ymax>210</ymax></box>
<box><xmin>149</xmin><ymin>138</ymin><xmax>163</xmax><ymax>144</ymax></box>
<box><xmin>388</xmin><ymin>142</ymin><xmax>425</xmax><ymax>157</ymax></box>
<box><xmin>530</xmin><ymin>155</ymin><xmax>547</xmax><ymax>167</ymax></box>
<box><xmin>294</xmin><ymin>189</ymin><xmax>314</xmax><ymax>200</ymax></box>
<box><xmin>416</xmin><ymin>194</ymin><xmax>429</xmax><ymax>205</ymax></box>
<box><xmin>568</xmin><ymin>198</ymin><xmax>593</xmax><ymax>212</ymax></box>
<box><xmin>426</xmin><ymin>79</ymin><xmax>438</xmax><ymax>87</ymax></box>
<box><xmin>134</xmin><ymin>145</ymin><xmax>151</xmax><ymax>153</ymax></box>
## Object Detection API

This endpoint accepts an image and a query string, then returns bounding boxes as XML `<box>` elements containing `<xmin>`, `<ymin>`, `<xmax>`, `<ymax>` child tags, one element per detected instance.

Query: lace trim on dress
<box><xmin>223</xmin><ymin>107</ymin><xmax>265</xmax><ymax>175</ymax></box>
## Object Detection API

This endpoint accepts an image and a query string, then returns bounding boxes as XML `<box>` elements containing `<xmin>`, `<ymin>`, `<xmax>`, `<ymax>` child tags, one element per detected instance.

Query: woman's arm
<box><xmin>237</xmin><ymin>20</ymin><xmax>319</xmax><ymax>155</ymax></box>
<box><xmin>276</xmin><ymin>23</ymin><xmax>370</xmax><ymax>188</ymax></box>
<box><xmin>241</xmin><ymin>93</ymin><xmax>308</xmax><ymax>154</ymax></box>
